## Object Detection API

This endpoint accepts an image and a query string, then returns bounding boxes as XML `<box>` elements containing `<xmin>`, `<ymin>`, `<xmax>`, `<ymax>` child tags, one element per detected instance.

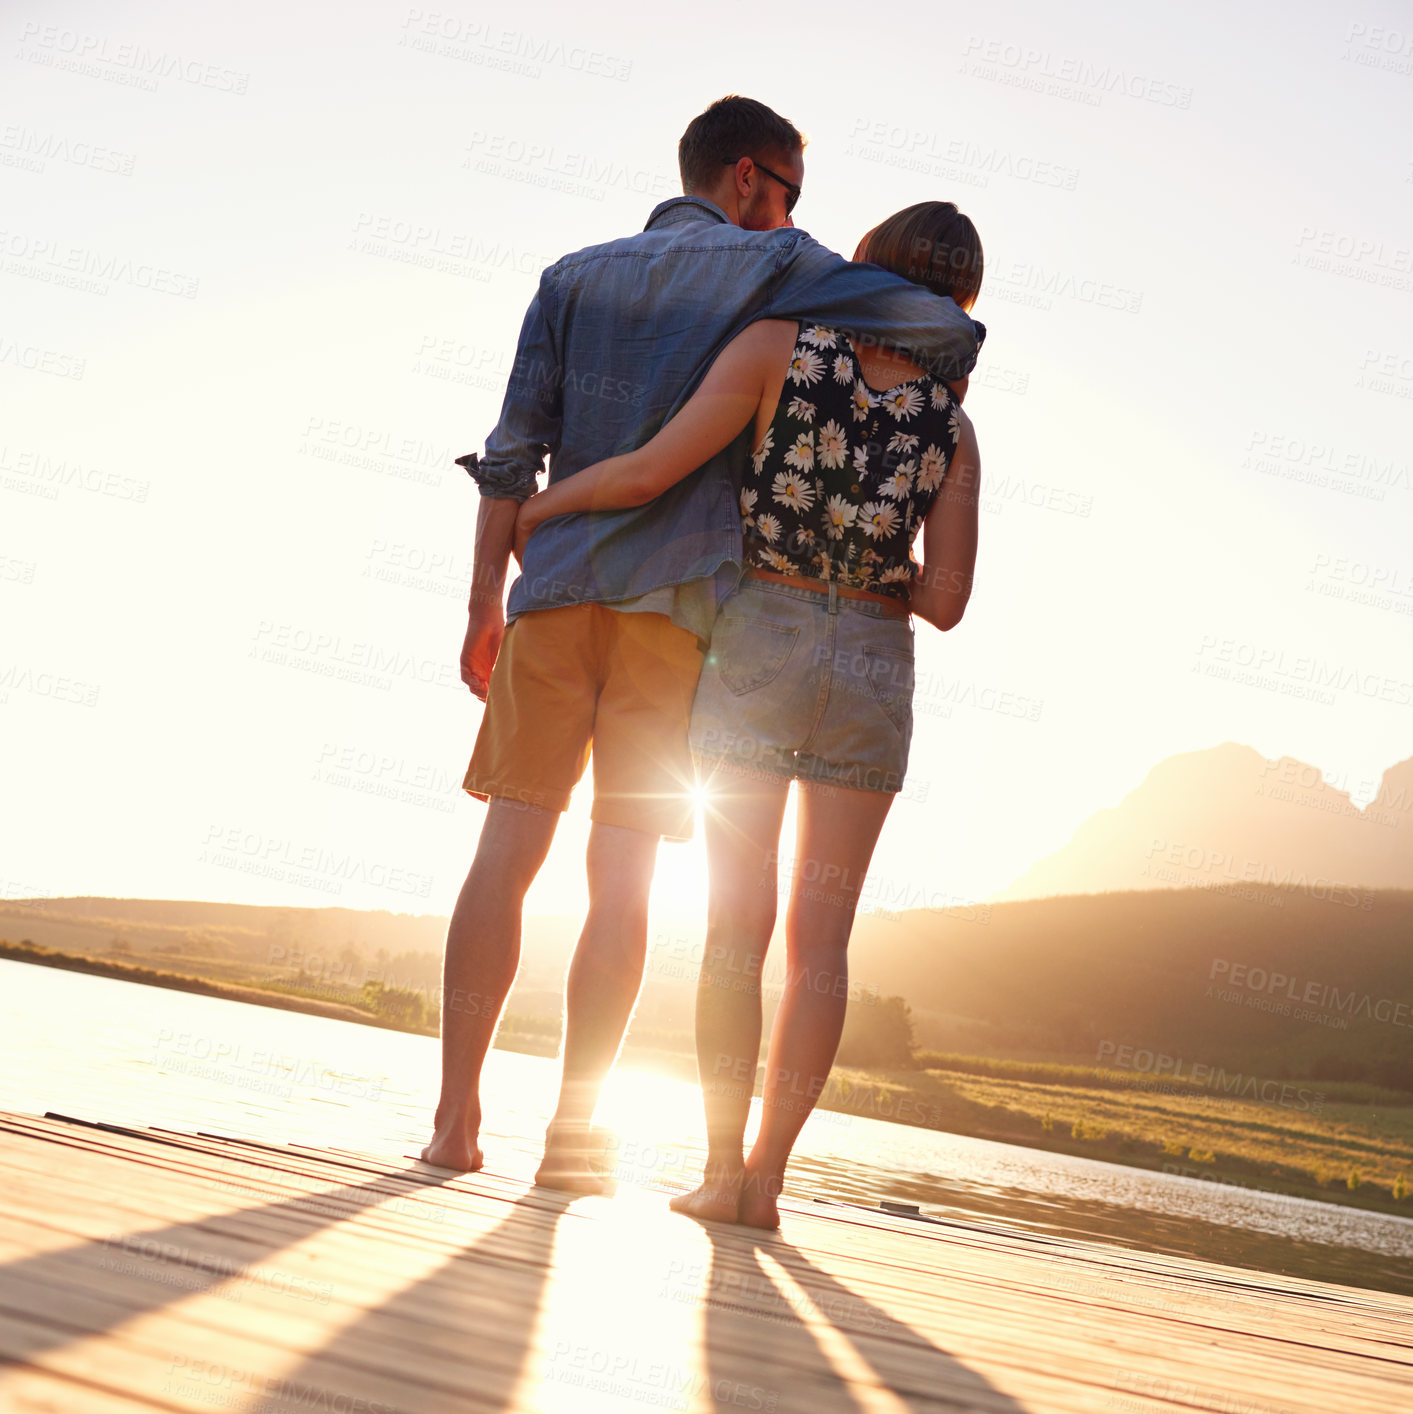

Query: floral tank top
<box><xmin>739</xmin><ymin>321</ymin><xmax>962</xmax><ymax>599</ymax></box>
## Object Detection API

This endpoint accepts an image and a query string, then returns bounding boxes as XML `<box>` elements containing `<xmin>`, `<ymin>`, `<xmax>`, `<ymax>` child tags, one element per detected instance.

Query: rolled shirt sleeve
<box><xmin>459</xmin><ymin>287</ymin><xmax>563</xmax><ymax>502</ymax></box>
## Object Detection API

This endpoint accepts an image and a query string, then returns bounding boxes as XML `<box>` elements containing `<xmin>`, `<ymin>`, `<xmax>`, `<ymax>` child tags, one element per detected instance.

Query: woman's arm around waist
<box><xmin>515</xmin><ymin>320</ymin><xmax>798</xmax><ymax>547</ymax></box>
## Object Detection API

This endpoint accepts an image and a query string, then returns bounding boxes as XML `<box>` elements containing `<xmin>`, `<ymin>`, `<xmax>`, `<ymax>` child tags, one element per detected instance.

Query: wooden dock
<box><xmin>0</xmin><ymin>1110</ymin><xmax>1408</xmax><ymax>1413</ymax></box>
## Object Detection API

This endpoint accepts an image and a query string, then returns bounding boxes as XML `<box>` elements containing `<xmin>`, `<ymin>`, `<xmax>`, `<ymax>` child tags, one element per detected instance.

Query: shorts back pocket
<box><xmin>861</xmin><ymin>645</ymin><xmax>914</xmax><ymax>734</ymax></box>
<box><xmin>710</xmin><ymin>617</ymin><xmax>800</xmax><ymax>696</ymax></box>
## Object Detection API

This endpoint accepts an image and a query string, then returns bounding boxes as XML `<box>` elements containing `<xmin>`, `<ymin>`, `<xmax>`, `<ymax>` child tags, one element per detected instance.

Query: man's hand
<box><xmin>461</xmin><ymin>601</ymin><xmax>505</xmax><ymax>701</ymax></box>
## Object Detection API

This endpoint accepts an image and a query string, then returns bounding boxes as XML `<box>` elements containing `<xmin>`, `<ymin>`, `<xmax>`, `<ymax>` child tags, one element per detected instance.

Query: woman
<box><xmin>515</xmin><ymin>202</ymin><xmax>983</xmax><ymax>1228</ymax></box>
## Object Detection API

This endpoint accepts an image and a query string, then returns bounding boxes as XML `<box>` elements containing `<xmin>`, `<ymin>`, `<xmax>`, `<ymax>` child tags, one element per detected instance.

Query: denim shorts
<box><xmin>688</xmin><ymin>580</ymin><xmax>914</xmax><ymax>794</ymax></box>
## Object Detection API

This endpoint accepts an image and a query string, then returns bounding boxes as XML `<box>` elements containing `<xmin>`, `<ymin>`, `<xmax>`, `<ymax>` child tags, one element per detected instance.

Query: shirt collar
<box><xmin>644</xmin><ymin>195</ymin><xmax>730</xmax><ymax>230</ymax></box>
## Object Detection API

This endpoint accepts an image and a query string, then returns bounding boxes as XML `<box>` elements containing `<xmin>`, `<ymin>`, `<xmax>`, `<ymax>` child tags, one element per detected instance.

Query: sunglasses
<box><xmin>722</xmin><ymin>157</ymin><xmax>801</xmax><ymax>216</ymax></box>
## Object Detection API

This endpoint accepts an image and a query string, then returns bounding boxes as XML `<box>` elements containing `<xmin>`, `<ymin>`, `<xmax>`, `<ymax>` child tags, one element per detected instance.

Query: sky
<box><xmin>2</xmin><ymin>0</ymin><xmax>1411</xmax><ymax>928</ymax></box>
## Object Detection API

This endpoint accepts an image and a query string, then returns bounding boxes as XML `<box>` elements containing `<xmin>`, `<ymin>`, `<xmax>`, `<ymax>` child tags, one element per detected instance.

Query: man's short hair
<box><xmin>678</xmin><ymin>96</ymin><xmax>804</xmax><ymax>194</ymax></box>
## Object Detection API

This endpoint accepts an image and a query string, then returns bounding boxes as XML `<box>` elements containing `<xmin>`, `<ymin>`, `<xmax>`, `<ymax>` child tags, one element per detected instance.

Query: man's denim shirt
<box><xmin>462</xmin><ymin>196</ymin><xmax>986</xmax><ymax>622</ymax></box>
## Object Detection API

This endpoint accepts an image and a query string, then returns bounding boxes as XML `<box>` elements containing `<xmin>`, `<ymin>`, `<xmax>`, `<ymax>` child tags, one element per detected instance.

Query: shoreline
<box><xmin>5</xmin><ymin>942</ymin><xmax>1409</xmax><ymax>1219</ymax></box>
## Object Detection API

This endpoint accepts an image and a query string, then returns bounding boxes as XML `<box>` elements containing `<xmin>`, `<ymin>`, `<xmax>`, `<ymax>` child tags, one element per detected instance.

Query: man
<box><xmin>422</xmin><ymin>95</ymin><xmax>984</xmax><ymax>1190</ymax></box>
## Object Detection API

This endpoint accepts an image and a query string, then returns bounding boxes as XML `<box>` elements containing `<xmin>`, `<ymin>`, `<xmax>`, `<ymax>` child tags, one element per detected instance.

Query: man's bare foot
<box><xmin>534</xmin><ymin>1124</ymin><xmax>612</xmax><ymax>1195</ymax></box>
<box><xmin>669</xmin><ymin>1157</ymin><xmax>744</xmax><ymax>1223</ymax></box>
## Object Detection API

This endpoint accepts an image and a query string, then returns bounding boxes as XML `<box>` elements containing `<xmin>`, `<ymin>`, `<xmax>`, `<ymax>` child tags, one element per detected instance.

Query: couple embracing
<box><xmin>422</xmin><ymin>95</ymin><xmax>986</xmax><ymax>1230</ymax></box>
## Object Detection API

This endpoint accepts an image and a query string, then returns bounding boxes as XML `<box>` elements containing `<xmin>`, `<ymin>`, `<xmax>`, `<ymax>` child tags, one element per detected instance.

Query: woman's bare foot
<box><xmin>419</xmin><ymin>1130</ymin><xmax>484</xmax><ymax>1173</ymax></box>
<box><xmin>736</xmin><ymin>1165</ymin><xmax>784</xmax><ymax>1231</ymax></box>
<box><xmin>534</xmin><ymin>1124</ymin><xmax>612</xmax><ymax>1195</ymax></box>
<box><xmin>668</xmin><ymin>1157</ymin><xmax>745</xmax><ymax>1223</ymax></box>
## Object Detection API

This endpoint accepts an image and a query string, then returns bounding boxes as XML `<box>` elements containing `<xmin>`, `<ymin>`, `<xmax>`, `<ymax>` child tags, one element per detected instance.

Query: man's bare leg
<box><xmin>738</xmin><ymin>781</ymin><xmax>893</xmax><ymax>1229</ymax></box>
<box><xmin>421</xmin><ymin>798</ymin><xmax>559</xmax><ymax>1171</ymax></box>
<box><xmin>535</xmin><ymin>821</ymin><xmax>663</xmax><ymax>1192</ymax></box>
<box><xmin>670</xmin><ymin>767</ymin><xmax>790</xmax><ymax>1222</ymax></box>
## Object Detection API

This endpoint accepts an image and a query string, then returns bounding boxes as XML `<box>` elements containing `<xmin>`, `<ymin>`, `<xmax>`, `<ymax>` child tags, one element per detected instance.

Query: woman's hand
<box><xmin>513</xmin><ymin>495</ymin><xmax>541</xmax><ymax>566</ymax></box>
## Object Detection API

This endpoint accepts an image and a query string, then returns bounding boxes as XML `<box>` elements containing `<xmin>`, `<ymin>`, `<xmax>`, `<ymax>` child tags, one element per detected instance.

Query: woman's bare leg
<box><xmin>670</xmin><ymin>763</ymin><xmax>790</xmax><ymax>1222</ymax></box>
<box><xmin>740</xmin><ymin>779</ymin><xmax>895</xmax><ymax>1229</ymax></box>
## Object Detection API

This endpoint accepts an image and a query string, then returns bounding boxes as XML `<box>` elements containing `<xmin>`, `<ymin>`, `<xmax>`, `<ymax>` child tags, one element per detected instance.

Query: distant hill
<box><xmin>848</xmin><ymin>885</ymin><xmax>1413</xmax><ymax>1088</ymax></box>
<box><xmin>7</xmin><ymin>886</ymin><xmax>1411</xmax><ymax>1092</ymax></box>
<box><xmin>993</xmin><ymin>742</ymin><xmax>1413</xmax><ymax>902</ymax></box>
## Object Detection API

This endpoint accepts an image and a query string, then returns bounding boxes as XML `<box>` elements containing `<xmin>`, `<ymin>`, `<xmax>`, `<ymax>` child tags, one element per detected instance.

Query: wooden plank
<box><xmin>0</xmin><ymin>1111</ymin><xmax>1409</xmax><ymax>1414</ymax></box>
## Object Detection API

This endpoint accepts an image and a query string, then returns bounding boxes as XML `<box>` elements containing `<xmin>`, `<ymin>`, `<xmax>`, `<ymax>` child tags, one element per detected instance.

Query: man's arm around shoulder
<box><xmin>768</xmin><ymin>232</ymin><xmax>986</xmax><ymax>381</ymax></box>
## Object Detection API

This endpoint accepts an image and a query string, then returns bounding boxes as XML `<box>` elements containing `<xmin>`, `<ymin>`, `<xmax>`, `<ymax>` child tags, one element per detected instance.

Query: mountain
<box><xmin>992</xmin><ymin>743</ymin><xmax>1413</xmax><ymax>902</ymax></box>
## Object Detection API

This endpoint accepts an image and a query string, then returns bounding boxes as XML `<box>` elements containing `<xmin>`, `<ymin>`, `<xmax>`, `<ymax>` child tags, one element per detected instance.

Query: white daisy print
<box><xmin>885</xmin><ymin>386</ymin><xmax>923</xmax><ymax>421</ymax></box>
<box><xmin>749</xmin><ymin>428</ymin><xmax>774</xmax><ymax>474</ymax></box>
<box><xmin>740</xmin><ymin>487</ymin><xmax>758</xmax><ymax>517</ymax></box>
<box><xmin>860</xmin><ymin>501</ymin><xmax>900</xmax><ymax>539</ymax></box>
<box><xmin>888</xmin><ymin>431</ymin><xmax>919</xmax><ymax>454</ymax></box>
<box><xmin>772</xmin><ymin>470</ymin><xmax>817</xmax><ymax>513</ymax></box>
<box><xmin>850</xmin><ymin>380</ymin><xmax>874</xmax><ymax>422</ymax></box>
<box><xmin>948</xmin><ymin>404</ymin><xmax>962</xmax><ymax>441</ymax></box>
<box><xmin>852</xmin><ymin>444</ymin><xmax>870</xmax><ymax>477</ymax></box>
<box><xmin>930</xmin><ymin>383</ymin><xmax>951</xmax><ymax>411</ymax></box>
<box><xmin>831</xmin><ymin>353</ymin><xmax>854</xmax><ymax>384</ymax></box>
<box><xmin>759</xmin><ymin>547</ymin><xmax>794</xmax><ymax>572</ymax></box>
<box><xmin>824</xmin><ymin>495</ymin><xmax>858</xmax><ymax>539</ymax></box>
<box><xmin>756</xmin><ymin>512</ymin><xmax>783</xmax><ymax>544</ymax></box>
<box><xmin>879</xmin><ymin>461</ymin><xmax>915</xmax><ymax>500</ymax></box>
<box><xmin>787</xmin><ymin>397</ymin><xmax>816</xmax><ymax>424</ymax></box>
<box><xmin>816</xmin><ymin>419</ymin><xmax>847</xmax><ymax>469</ymax></box>
<box><xmin>799</xmin><ymin>326</ymin><xmax>838</xmax><ymax>350</ymax></box>
<box><xmin>917</xmin><ymin>444</ymin><xmax>948</xmax><ymax>492</ymax></box>
<box><xmin>789</xmin><ymin>348</ymin><xmax>825</xmax><ymax>386</ymax></box>
<box><xmin>783</xmin><ymin>433</ymin><xmax>815</xmax><ymax>473</ymax></box>
<box><xmin>880</xmin><ymin>564</ymin><xmax>913</xmax><ymax>584</ymax></box>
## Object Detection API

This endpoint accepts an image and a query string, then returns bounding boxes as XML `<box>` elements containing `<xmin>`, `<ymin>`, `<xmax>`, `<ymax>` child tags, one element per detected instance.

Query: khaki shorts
<box><xmin>463</xmin><ymin>603</ymin><xmax>704</xmax><ymax>840</ymax></box>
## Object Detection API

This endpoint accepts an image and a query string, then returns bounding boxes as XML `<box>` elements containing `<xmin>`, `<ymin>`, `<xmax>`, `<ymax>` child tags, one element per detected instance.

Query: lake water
<box><xmin>3</xmin><ymin>959</ymin><xmax>1410</xmax><ymax>1296</ymax></box>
